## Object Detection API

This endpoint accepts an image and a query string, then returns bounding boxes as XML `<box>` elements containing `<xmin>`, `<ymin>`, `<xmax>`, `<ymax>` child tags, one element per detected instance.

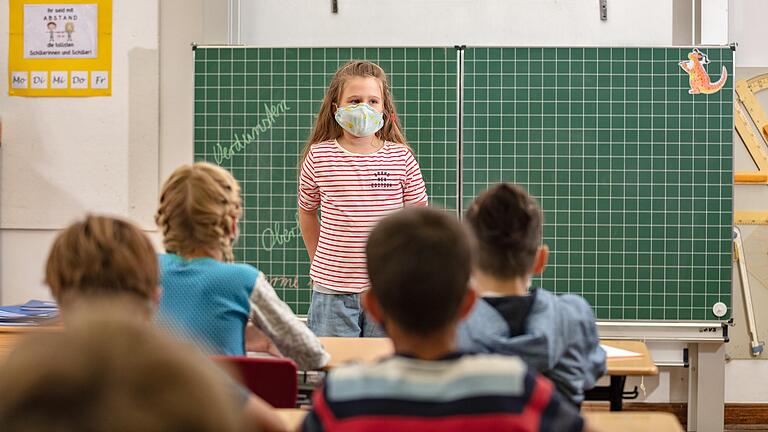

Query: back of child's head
<box><xmin>45</xmin><ymin>214</ymin><xmax>158</xmax><ymax>313</ymax></box>
<box><xmin>155</xmin><ymin>162</ymin><xmax>242</xmax><ymax>262</ymax></box>
<box><xmin>466</xmin><ymin>183</ymin><xmax>543</xmax><ymax>279</ymax></box>
<box><xmin>366</xmin><ymin>207</ymin><xmax>472</xmax><ymax>336</ymax></box>
<box><xmin>301</xmin><ymin>60</ymin><xmax>409</xmax><ymax>165</ymax></box>
<box><xmin>0</xmin><ymin>313</ymin><xmax>241</xmax><ymax>432</ymax></box>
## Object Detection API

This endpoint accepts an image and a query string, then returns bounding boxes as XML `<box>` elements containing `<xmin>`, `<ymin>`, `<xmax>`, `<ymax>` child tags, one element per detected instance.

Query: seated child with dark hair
<box><xmin>457</xmin><ymin>183</ymin><xmax>606</xmax><ymax>407</ymax></box>
<box><xmin>303</xmin><ymin>206</ymin><xmax>593</xmax><ymax>432</ymax></box>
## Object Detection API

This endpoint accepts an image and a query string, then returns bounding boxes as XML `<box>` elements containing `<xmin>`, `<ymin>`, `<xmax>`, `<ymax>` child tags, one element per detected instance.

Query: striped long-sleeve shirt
<box><xmin>299</xmin><ymin>140</ymin><xmax>428</xmax><ymax>293</ymax></box>
<box><xmin>302</xmin><ymin>353</ymin><xmax>585</xmax><ymax>432</ymax></box>
<box><xmin>157</xmin><ymin>254</ymin><xmax>329</xmax><ymax>370</ymax></box>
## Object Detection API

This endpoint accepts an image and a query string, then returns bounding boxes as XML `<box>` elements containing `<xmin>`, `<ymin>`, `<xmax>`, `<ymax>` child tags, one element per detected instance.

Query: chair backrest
<box><xmin>213</xmin><ymin>355</ymin><xmax>298</xmax><ymax>408</ymax></box>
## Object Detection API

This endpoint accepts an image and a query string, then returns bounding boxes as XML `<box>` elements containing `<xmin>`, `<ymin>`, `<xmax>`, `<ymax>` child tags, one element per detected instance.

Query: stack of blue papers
<box><xmin>0</xmin><ymin>300</ymin><xmax>59</xmax><ymax>326</ymax></box>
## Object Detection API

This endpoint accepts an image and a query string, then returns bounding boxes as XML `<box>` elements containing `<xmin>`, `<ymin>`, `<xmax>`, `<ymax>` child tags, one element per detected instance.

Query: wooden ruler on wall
<box><xmin>734</xmin><ymin>211</ymin><xmax>768</xmax><ymax>225</ymax></box>
<box><xmin>735</xmin><ymin>74</ymin><xmax>768</xmax><ymax>184</ymax></box>
<box><xmin>735</xmin><ymin>102</ymin><xmax>768</xmax><ymax>172</ymax></box>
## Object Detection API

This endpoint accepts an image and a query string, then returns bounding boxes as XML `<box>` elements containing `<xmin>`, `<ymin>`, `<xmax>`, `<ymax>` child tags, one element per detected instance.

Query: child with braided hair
<box><xmin>156</xmin><ymin>162</ymin><xmax>329</xmax><ymax>370</ymax></box>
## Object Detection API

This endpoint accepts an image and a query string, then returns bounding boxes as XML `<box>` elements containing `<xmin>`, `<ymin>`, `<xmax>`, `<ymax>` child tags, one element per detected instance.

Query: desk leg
<box><xmin>687</xmin><ymin>344</ymin><xmax>698</xmax><ymax>432</ymax></box>
<box><xmin>609</xmin><ymin>376</ymin><xmax>625</xmax><ymax>411</ymax></box>
<box><xmin>697</xmin><ymin>343</ymin><xmax>725</xmax><ymax>432</ymax></box>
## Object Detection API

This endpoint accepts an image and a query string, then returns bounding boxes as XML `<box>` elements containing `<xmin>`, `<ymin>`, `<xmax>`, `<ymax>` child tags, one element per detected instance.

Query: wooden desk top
<box><xmin>584</xmin><ymin>412</ymin><xmax>683</xmax><ymax>432</ymax></box>
<box><xmin>0</xmin><ymin>325</ymin><xmax>58</xmax><ymax>333</ymax></box>
<box><xmin>277</xmin><ymin>409</ymin><xmax>307</xmax><ymax>431</ymax></box>
<box><xmin>318</xmin><ymin>337</ymin><xmax>657</xmax><ymax>376</ymax></box>
<box><xmin>0</xmin><ymin>325</ymin><xmax>60</xmax><ymax>362</ymax></box>
<box><xmin>279</xmin><ymin>409</ymin><xmax>682</xmax><ymax>432</ymax></box>
<box><xmin>318</xmin><ymin>336</ymin><xmax>394</xmax><ymax>369</ymax></box>
<box><xmin>601</xmin><ymin>339</ymin><xmax>658</xmax><ymax>376</ymax></box>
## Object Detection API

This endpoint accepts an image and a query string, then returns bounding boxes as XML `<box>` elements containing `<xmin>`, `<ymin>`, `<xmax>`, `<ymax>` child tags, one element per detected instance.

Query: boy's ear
<box><xmin>361</xmin><ymin>290</ymin><xmax>384</xmax><ymax>324</ymax></box>
<box><xmin>532</xmin><ymin>245</ymin><xmax>549</xmax><ymax>275</ymax></box>
<box><xmin>457</xmin><ymin>287</ymin><xmax>477</xmax><ymax>321</ymax></box>
<box><xmin>152</xmin><ymin>286</ymin><xmax>162</xmax><ymax>307</ymax></box>
<box><xmin>49</xmin><ymin>286</ymin><xmax>60</xmax><ymax>303</ymax></box>
<box><xmin>146</xmin><ymin>286</ymin><xmax>163</xmax><ymax>320</ymax></box>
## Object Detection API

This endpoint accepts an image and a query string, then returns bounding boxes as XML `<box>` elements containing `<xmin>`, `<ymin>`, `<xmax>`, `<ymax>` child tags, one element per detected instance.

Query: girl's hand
<box><xmin>245</xmin><ymin>323</ymin><xmax>283</xmax><ymax>357</ymax></box>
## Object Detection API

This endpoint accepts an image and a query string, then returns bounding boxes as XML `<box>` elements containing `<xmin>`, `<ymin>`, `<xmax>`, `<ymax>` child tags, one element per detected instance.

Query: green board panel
<box><xmin>194</xmin><ymin>47</ymin><xmax>458</xmax><ymax>314</ymax></box>
<box><xmin>463</xmin><ymin>47</ymin><xmax>733</xmax><ymax>320</ymax></box>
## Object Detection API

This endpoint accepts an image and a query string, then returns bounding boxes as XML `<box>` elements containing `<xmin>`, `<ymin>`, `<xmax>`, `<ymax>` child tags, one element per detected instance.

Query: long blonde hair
<box><xmin>155</xmin><ymin>162</ymin><xmax>242</xmax><ymax>262</ymax></box>
<box><xmin>300</xmin><ymin>60</ymin><xmax>411</xmax><ymax>168</ymax></box>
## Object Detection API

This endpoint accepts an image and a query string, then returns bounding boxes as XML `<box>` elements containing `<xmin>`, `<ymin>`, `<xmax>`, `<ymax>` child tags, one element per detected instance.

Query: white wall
<box><xmin>0</xmin><ymin>0</ymin><xmax>159</xmax><ymax>230</ymax></box>
<box><xmin>700</xmin><ymin>0</ymin><xmax>728</xmax><ymax>45</ymax></box>
<box><xmin>159</xmin><ymin>0</ymin><xmax>228</xmax><ymax>182</ymax></box>
<box><xmin>0</xmin><ymin>231</ymin><xmax>60</xmax><ymax>303</ymax></box>
<box><xmin>729</xmin><ymin>0</ymin><xmax>768</xmax><ymax>67</ymax></box>
<box><xmin>239</xmin><ymin>0</ymin><xmax>673</xmax><ymax>47</ymax></box>
<box><xmin>0</xmin><ymin>0</ymin><xmax>160</xmax><ymax>303</ymax></box>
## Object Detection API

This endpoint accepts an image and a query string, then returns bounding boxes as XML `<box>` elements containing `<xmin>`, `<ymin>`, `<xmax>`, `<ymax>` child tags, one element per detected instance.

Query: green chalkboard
<box><xmin>463</xmin><ymin>47</ymin><xmax>733</xmax><ymax>320</ymax></box>
<box><xmin>194</xmin><ymin>47</ymin><xmax>458</xmax><ymax>314</ymax></box>
<box><xmin>194</xmin><ymin>46</ymin><xmax>733</xmax><ymax>321</ymax></box>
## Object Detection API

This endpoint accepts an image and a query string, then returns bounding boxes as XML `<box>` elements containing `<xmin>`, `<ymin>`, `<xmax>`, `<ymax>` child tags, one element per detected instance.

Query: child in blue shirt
<box><xmin>41</xmin><ymin>214</ymin><xmax>287</xmax><ymax>432</ymax></box>
<box><xmin>457</xmin><ymin>183</ymin><xmax>606</xmax><ymax>407</ymax></box>
<box><xmin>155</xmin><ymin>162</ymin><xmax>329</xmax><ymax>370</ymax></box>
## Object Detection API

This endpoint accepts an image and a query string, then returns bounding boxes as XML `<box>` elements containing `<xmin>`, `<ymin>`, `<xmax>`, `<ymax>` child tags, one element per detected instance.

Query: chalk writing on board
<box><xmin>261</xmin><ymin>212</ymin><xmax>301</xmax><ymax>252</ymax></box>
<box><xmin>213</xmin><ymin>100</ymin><xmax>291</xmax><ymax>165</ymax></box>
<box><xmin>268</xmin><ymin>275</ymin><xmax>299</xmax><ymax>290</ymax></box>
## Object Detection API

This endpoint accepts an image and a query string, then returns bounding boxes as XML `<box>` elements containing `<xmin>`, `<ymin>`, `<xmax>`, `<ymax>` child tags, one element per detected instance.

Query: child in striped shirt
<box><xmin>298</xmin><ymin>61</ymin><xmax>428</xmax><ymax>337</ymax></box>
<box><xmin>302</xmin><ymin>207</ymin><xmax>592</xmax><ymax>432</ymax></box>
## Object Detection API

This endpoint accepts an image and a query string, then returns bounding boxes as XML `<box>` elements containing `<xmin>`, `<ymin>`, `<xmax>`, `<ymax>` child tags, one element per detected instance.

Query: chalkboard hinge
<box><xmin>454</xmin><ymin>45</ymin><xmax>466</xmax><ymax>51</ymax></box>
<box><xmin>730</xmin><ymin>42</ymin><xmax>738</xmax><ymax>51</ymax></box>
<box><xmin>191</xmin><ymin>43</ymin><xmax>198</xmax><ymax>51</ymax></box>
<box><xmin>331</xmin><ymin>0</ymin><xmax>338</xmax><ymax>14</ymax></box>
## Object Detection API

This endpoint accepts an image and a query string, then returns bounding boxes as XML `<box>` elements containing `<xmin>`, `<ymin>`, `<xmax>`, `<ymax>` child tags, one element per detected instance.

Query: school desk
<box><xmin>583</xmin><ymin>411</ymin><xmax>684</xmax><ymax>432</ymax></box>
<box><xmin>586</xmin><ymin>339</ymin><xmax>658</xmax><ymax>411</ymax></box>
<box><xmin>318</xmin><ymin>337</ymin><xmax>656</xmax><ymax>412</ymax></box>
<box><xmin>318</xmin><ymin>336</ymin><xmax>654</xmax><ymax>369</ymax></box>
<box><xmin>277</xmin><ymin>408</ymin><xmax>307</xmax><ymax>431</ymax></box>
<box><xmin>317</xmin><ymin>336</ymin><xmax>394</xmax><ymax>369</ymax></box>
<box><xmin>276</xmin><ymin>409</ymin><xmax>684</xmax><ymax>432</ymax></box>
<box><xmin>4</xmin><ymin>331</ymin><xmax>655</xmax><ymax>414</ymax></box>
<box><xmin>0</xmin><ymin>325</ymin><xmax>60</xmax><ymax>361</ymax></box>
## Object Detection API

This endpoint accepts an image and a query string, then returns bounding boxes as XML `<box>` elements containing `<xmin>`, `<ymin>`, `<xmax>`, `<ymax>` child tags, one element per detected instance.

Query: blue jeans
<box><xmin>307</xmin><ymin>291</ymin><xmax>386</xmax><ymax>337</ymax></box>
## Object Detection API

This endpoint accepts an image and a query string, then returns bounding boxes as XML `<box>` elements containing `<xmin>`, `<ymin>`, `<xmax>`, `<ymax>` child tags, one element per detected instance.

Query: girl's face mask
<box><xmin>335</xmin><ymin>103</ymin><xmax>384</xmax><ymax>137</ymax></box>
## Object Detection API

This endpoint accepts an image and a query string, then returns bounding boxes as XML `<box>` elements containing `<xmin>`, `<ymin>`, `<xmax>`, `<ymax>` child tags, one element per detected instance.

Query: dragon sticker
<box><xmin>679</xmin><ymin>48</ymin><xmax>728</xmax><ymax>95</ymax></box>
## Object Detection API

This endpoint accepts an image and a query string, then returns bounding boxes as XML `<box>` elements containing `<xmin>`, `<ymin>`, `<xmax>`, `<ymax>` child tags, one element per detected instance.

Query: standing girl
<box><xmin>298</xmin><ymin>61</ymin><xmax>428</xmax><ymax>337</ymax></box>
